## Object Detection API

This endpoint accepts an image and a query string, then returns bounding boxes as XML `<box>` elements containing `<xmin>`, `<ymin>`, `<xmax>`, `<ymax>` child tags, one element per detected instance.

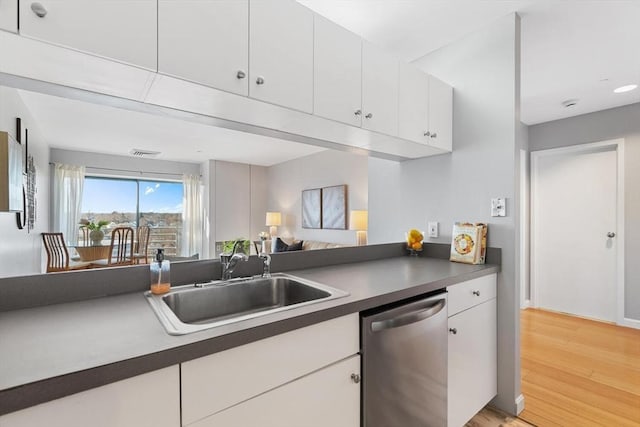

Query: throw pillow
<box><xmin>273</xmin><ymin>238</ymin><xmax>304</xmax><ymax>252</ymax></box>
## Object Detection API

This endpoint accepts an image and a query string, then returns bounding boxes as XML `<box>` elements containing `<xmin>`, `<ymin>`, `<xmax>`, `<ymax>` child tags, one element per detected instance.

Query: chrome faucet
<box><xmin>258</xmin><ymin>239</ymin><xmax>271</xmax><ymax>278</ymax></box>
<box><xmin>220</xmin><ymin>240</ymin><xmax>249</xmax><ymax>280</ymax></box>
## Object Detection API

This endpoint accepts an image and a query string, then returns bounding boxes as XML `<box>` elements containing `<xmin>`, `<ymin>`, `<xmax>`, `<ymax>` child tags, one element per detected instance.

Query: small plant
<box><xmin>79</xmin><ymin>219</ymin><xmax>109</xmax><ymax>231</ymax></box>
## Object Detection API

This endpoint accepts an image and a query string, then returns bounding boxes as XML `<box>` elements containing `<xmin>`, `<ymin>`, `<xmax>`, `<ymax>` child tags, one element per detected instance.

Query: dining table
<box><xmin>71</xmin><ymin>244</ymin><xmax>111</xmax><ymax>262</ymax></box>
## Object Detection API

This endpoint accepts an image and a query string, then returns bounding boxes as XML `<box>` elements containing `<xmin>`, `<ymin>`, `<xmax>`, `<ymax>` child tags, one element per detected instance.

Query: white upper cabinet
<box><xmin>249</xmin><ymin>0</ymin><xmax>313</xmax><ymax>113</ymax></box>
<box><xmin>313</xmin><ymin>14</ymin><xmax>362</xmax><ymax>127</ymax></box>
<box><xmin>399</xmin><ymin>63</ymin><xmax>453</xmax><ymax>151</ymax></box>
<box><xmin>362</xmin><ymin>41</ymin><xmax>399</xmax><ymax>136</ymax></box>
<box><xmin>427</xmin><ymin>74</ymin><xmax>453</xmax><ymax>151</ymax></box>
<box><xmin>18</xmin><ymin>0</ymin><xmax>157</xmax><ymax>70</ymax></box>
<box><xmin>158</xmin><ymin>0</ymin><xmax>248</xmax><ymax>96</ymax></box>
<box><xmin>398</xmin><ymin>62</ymin><xmax>429</xmax><ymax>143</ymax></box>
<box><xmin>0</xmin><ymin>0</ymin><xmax>18</xmax><ymax>33</ymax></box>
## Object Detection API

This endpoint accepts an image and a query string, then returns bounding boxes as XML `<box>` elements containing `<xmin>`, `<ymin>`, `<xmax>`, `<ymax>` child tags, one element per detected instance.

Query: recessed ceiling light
<box><xmin>613</xmin><ymin>84</ymin><xmax>638</xmax><ymax>93</ymax></box>
<box><xmin>561</xmin><ymin>99</ymin><xmax>579</xmax><ymax>108</ymax></box>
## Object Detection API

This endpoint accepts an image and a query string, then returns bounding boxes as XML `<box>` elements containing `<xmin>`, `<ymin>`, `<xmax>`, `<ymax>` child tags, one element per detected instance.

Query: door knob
<box><xmin>256</xmin><ymin>76</ymin><xmax>265</xmax><ymax>85</ymax></box>
<box><xmin>31</xmin><ymin>2</ymin><xmax>47</xmax><ymax>17</ymax></box>
<box><xmin>236</xmin><ymin>70</ymin><xmax>246</xmax><ymax>79</ymax></box>
<box><xmin>607</xmin><ymin>232</ymin><xmax>616</xmax><ymax>238</ymax></box>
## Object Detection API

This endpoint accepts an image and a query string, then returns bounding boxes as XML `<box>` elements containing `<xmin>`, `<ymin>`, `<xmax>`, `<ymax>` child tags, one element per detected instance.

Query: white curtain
<box><xmin>52</xmin><ymin>163</ymin><xmax>85</xmax><ymax>245</ymax></box>
<box><xmin>181</xmin><ymin>174</ymin><xmax>203</xmax><ymax>257</ymax></box>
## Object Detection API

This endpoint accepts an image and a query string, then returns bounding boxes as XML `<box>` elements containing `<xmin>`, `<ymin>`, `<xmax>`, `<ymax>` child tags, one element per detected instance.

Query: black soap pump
<box><xmin>150</xmin><ymin>248</ymin><xmax>171</xmax><ymax>295</ymax></box>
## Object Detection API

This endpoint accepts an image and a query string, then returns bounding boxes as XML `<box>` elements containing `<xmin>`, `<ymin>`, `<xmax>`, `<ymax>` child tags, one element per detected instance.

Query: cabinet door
<box><xmin>0</xmin><ymin>0</ymin><xmax>18</xmax><ymax>33</ymax></box>
<box><xmin>249</xmin><ymin>0</ymin><xmax>313</xmax><ymax>113</ymax></box>
<box><xmin>362</xmin><ymin>41</ymin><xmax>399</xmax><ymax>136</ymax></box>
<box><xmin>448</xmin><ymin>299</ymin><xmax>497</xmax><ymax>427</ymax></box>
<box><xmin>398</xmin><ymin>62</ymin><xmax>429</xmax><ymax>143</ymax></box>
<box><xmin>158</xmin><ymin>0</ymin><xmax>248</xmax><ymax>96</ymax></box>
<box><xmin>427</xmin><ymin>75</ymin><xmax>453</xmax><ymax>151</ymax></box>
<box><xmin>190</xmin><ymin>355</ymin><xmax>361</xmax><ymax>427</ymax></box>
<box><xmin>314</xmin><ymin>14</ymin><xmax>362</xmax><ymax>127</ymax></box>
<box><xmin>0</xmin><ymin>366</ymin><xmax>180</xmax><ymax>427</ymax></box>
<box><xmin>19</xmin><ymin>0</ymin><xmax>157</xmax><ymax>70</ymax></box>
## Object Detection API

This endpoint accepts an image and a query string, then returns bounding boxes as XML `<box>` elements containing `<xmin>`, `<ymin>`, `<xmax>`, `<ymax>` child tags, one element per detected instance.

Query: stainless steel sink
<box><xmin>145</xmin><ymin>273</ymin><xmax>349</xmax><ymax>335</ymax></box>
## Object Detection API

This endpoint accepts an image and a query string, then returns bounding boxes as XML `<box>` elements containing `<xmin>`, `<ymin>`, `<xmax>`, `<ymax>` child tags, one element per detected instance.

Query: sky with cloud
<box><xmin>81</xmin><ymin>178</ymin><xmax>183</xmax><ymax>214</ymax></box>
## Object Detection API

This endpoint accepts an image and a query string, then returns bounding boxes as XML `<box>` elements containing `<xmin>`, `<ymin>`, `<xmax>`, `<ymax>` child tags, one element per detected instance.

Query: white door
<box><xmin>427</xmin><ymin>74</ymin><xmax>453</xmax><ymax>151</ymax></box>
<box><xmin>158</xmin><ymin>0</ymin><xmax>248</xmax><ymax>95</ymax></box>
<box><xmin>0</xmin><ymin>0</ymin><xmax>18</xmax><ymax>33</ymax></box>
<box><xmin>398</xmin><ymin>62</ymin><xmax>429</xmax><ymax>144</ymax></box>
<box><xmin>532</xmin><ymin>144</ymin><xmax>619</xmax><ymax>322</ymax></box>
<box><xmin>249</xmin><ymin>0</ymin><xmax>313</xmax><ymax>113</ymax></box>
<box><xmin>19</xmin><ymin>0</ymin><xmax>157</xmax><ymax>70</ymax></box>
<box><xmin>313</xmin><ymin>14</ymin><xmax>362</xmax><ymax>127</ymax></box>
<box><xmin>362</xmin><ymin>41</ymin><xmax>398</xmax><ymax>136</ymax></box>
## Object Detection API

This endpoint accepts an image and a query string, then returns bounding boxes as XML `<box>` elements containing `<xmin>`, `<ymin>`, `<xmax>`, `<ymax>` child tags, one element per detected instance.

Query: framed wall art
<box><xmin>301</xmin><ymin>188</ymin><xmax>321</xmax><ymax>229</ymax></box>
<box><xmin>321</xmin><ymin>185</ymin><xmax>346</xmax><ymax>230</ymax></box>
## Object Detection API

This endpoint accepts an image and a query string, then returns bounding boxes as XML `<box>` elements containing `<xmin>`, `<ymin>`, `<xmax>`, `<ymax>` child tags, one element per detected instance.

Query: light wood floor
<box><xmin>466</xmin><ymin>406</ymin><xmax>534</xmax><ymax>427</ymax></box>
<box><xmin>519</xmin><ymin>308</ymin><xmax>640</xmax><ymax>426</ymax></box>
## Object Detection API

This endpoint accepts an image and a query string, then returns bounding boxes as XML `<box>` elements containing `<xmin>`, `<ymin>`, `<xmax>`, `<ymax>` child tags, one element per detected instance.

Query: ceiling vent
<box><xmin>129</xmin><ymin>148</ymin><xmax>161</xmax><ymax>158</ymax></box>
<box><xmin>561</xmin><ymin>99</ymin><xmax>579</xmax><ymax>108</ymax></box>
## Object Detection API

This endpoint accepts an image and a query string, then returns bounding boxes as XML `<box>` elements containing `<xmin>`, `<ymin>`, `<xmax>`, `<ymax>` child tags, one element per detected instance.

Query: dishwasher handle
<box><xmin>370</xmin><ymin>298</ymin><xmax>446</xmax><ymax>332</ymax></box>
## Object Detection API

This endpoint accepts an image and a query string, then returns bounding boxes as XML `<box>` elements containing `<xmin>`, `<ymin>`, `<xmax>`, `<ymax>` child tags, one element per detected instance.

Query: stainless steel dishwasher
<box><xmin>361</xmin><ymin>291</ymin><xmax>448</xmax><ymax>427</ymax></box>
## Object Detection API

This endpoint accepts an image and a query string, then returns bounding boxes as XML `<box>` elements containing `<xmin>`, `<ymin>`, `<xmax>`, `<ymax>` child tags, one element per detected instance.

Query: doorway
<box><xmin>530</xmin><ymin>139</ymin><xmax>624</xmax><ymax>324</ymax></box>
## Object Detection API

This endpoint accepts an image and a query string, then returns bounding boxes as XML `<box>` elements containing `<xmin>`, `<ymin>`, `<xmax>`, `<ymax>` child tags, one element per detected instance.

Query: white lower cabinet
<box><xmin>189</xmin><ymin>355</ymin><xmax>361</xmax><ymax>427</ymax></box>
<box><xmin>447</xmin><ymin>274</ymin><xmax>497</xmax><ymax>427</ymax></box>
<box><xmin>0</xmin><ymin>366</ymin><xmax>180</xmax><ymax>427</ymax></box>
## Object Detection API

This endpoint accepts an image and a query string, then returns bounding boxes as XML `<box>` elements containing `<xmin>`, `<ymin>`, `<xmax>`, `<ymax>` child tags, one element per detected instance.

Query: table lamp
<box><xmin>350</xmin><ymin>210</ymin><xmax>368</xmax><ymax>246</ymax></box>
<box><xmin>265</xmin><ymin>212</ymin><xmax>282</xmax><ymax>239</ymax></box>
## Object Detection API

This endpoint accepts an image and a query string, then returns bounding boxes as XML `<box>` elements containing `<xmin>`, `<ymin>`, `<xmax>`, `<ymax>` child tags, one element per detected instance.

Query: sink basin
<box><xmin>145</xmin><ymin>273</ymin><xmax>349</xmax><ymax>335</ymax></box>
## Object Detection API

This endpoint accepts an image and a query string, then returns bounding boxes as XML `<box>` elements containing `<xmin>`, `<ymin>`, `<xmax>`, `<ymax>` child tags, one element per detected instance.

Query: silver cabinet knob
<box><xmin>449</xmin><ymin>328</ymin><xmax>457</xmax><ymax>335</ymax></box>
<box><xmin>424</xmin><ymin>131</ymin><xmax>431</xmax><ymax>137</ymax></box>
<box><xmin>607</xmin><ymin>232</ymin><xmax>616</xmax><ymax>238</ymax></box>
<box><xmin>354</xmin><ymin>109</ymin><xmax>362</xmax><ymax>116</ymax></box>
<box><xmin>31</xmin><ymin>2</ymin><xmax>47</xmax><ymax>17</ymax></box>
<box><xmin>236</xmin><ymin>70</ymin><xmax>246</xmax><ymax>79</ymax></box>
<box><xmin>430</xmin><ymin>132</ymin><xmax>437</xmax><ymax>138</ymax></box>
<box><xmin>256</xmin><ymin>76</ymin><xmax>265</xmax><ymax>85</ymax></box>
<box><xmin>365</xmin><ymin>113</ymin><xmax>373</xmax><ymax>119</ymax></box>
<box><xmin>472</xmin><ymin>290</ymin><xmax>481</xmax><ymax>296</ymax></box>
<box><xmin>350</xmin><ymin>373</ymin><xmax>361</xmax><ymax>383</ymax></box>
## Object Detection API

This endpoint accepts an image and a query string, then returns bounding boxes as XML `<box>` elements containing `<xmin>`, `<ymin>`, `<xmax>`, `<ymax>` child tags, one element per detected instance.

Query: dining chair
<box><xmin>133</xmin><ymin>225</ymin><xmax>151</xmax><ymax>264</ymax></box>
<box><xmin>41</xmin><ymin>233</ymin><xmax>92</xmax><ymax>272</ymax></box>
<box><xmin>79</xmin><ymin>226</ymin><xmax>90</xmax><ymax>246</ymax></box>
<box><xmin>91</xmin><ymin>227</ymin><xmax>135</xmax><ymax>267</ymax></box>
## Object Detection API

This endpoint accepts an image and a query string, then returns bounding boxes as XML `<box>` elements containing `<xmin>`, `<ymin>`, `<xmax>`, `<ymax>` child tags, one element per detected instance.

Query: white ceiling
<box><xmin>17</xmin><ymin>1</ymin><xmax>640</xmax><ymax>167</ymax></box>
<box><xmin>300</xmin><ymin>0</ymin><xmax>640</xmax><ymax>125</ymax></box>
<box><xmin>17</xmin><ymin>90</ymin><xmax>325</xmax><ymax>166</ymax></box>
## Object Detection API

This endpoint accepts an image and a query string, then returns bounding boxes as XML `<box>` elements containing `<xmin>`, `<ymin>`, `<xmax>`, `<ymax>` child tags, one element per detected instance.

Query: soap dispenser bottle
<box><xmin>150</xmin><ymin>248</ymin><xmax>171</xmax><ymax>295</ymax></box>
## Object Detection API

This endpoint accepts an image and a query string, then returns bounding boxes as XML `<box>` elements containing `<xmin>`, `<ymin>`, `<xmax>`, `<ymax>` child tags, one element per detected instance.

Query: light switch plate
<box><xmin>491</xmin><ymin>198</ymin><xmax>506</xmax><ymax>217</ymax></box>
<box><xmin>428</xmin><ymin>222</ymin><xmax>439</xmax><ymax>238</ymax></box>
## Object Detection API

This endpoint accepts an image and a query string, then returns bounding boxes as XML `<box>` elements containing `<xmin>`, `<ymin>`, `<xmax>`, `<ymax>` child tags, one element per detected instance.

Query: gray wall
<box><xmin>0</xmin><ymin>87</ymin><xmax>50</xmax><ymax>277</ymax></box>
<box><xmin>268</xmin><ymin>150</ymin><xmax>368</xmax><ymax>246</ymax></box>
<box><xmin>529</xmin><ymin>102</ymin><xmax>640</xmax><ymax>321</ymax></box>
<box><xmin>369</xmin><ymin>14</ymin><xmax>522</xmax><ymax>414</ymax></box>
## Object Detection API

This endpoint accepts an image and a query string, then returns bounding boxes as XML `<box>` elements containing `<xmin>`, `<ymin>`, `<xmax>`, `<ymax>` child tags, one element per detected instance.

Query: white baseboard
<box><xmin>515</xmin><ymin>394</ymin><xmax>526</xmax><ymax>415</ymax></box>
<box><xmin>520</xmin><ymin>299</ymin><xmax>531</xmax><ymax>309</ymax></box>
<box><xmin>618</xmin><ymin>317</ymin><xmax>640</xmax><ymax>330</ymax></box>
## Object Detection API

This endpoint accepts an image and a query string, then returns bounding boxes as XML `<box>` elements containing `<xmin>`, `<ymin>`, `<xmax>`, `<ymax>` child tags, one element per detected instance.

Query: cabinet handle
<box><xmin>424</xmin><ymin>131</ymin><xmax>431</xmax><ymax>137</ymax></box>
<box><xmin>365</xmin><ymin>113</ymin><xmax>373</xmax><ymax>119</ymax></box>
<box><xmin>472</xmin><ymin>290</ymin><xmax>480</xmax><ymax>296</ymax></box>
<box><xmin>607</xmin><ymin>232</ymin><xmax>616</xmax><ymax>238</ymax></box>
<box><xmin>449</xmin><ymin>328</ymin><xmax>457</xmax><ymax>335</ymax></box>
<box><xmin>430</xmin><ymin>132</ymin><xmax>437</xmax><ymax>138</ymax></box>
<box><xmin>31</xmin><ymin>2</ymin><xmax>47</xmax><ymax>18</ymax></box>
<box><xmin>354</xmin><ymin>109</ymin><xmax>362</xmax><ymax>116</ymax></box>
<box><xmin>350</xmin><ymin>373</ymin><xmax>361</xmax><ymax>384</ymax></box>
<box><xmin>236</xmin><ymin>70</ymin><xmax>246</xmax><ymax>79</ymax></box>
<box><xmin>256</xmin><ymin>76</ymin><xmax>265</xmax><ymax>85</ymax></box>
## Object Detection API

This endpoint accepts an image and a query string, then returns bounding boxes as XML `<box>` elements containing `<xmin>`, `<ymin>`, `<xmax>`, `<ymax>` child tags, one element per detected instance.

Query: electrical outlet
<box><xmin>491</xmin><ymin>198</ymin><xmax>506</xmax><ymax>217</ymax></box>
<box><xmin>428</xmin><ymin>222</ymin><xmax>439</xmax><ymax>238</ymax></box>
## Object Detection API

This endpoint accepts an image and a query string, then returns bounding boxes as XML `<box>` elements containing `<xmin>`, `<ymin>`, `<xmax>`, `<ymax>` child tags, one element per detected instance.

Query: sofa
<box><xmin>270</xmin><ymin>237</ymin><xmax>345</xmax><ymax>253</ymax></box>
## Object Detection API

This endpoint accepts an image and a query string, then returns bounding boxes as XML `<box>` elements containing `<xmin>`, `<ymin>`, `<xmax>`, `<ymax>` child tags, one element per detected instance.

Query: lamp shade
<box><xmin>265</xmin><ymin>212</ymin><xmax>282</xmax><ymax>226</ymax></box>
<box><xmin>350</xmin><ymin>210</ymin><xmax>368</xmax><ymax>231</ymax></box>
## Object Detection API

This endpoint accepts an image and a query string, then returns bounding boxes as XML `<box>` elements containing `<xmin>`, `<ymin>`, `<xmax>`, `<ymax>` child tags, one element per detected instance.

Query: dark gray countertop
<box><xmin>0</xmin><ymin>256</ymin><xmax>498</xmax><ymax>415</ymax></box>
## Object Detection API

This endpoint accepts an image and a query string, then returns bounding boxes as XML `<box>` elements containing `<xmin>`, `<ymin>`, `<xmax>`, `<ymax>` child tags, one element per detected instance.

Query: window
<box><xmin>80</xmin><ymin>177</ymin><xmax>183</xmax><ymax>256</ymax></box>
